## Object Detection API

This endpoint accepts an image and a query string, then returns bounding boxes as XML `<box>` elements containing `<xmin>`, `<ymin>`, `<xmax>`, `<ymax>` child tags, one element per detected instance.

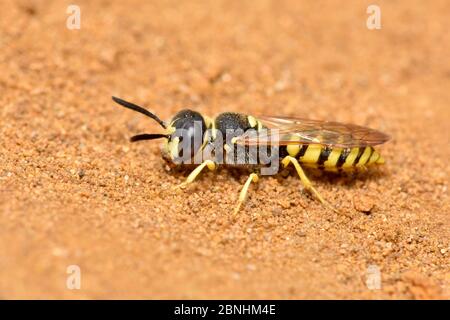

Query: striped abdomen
<box><xmin>284</xmin><ymin>144</ymin><xmax>385</xmax><ymax>171</ymax></box>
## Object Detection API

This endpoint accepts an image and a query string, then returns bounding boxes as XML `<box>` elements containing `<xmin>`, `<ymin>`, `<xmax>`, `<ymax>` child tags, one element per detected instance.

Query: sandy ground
<box><xmin>0</xmin><ymin>0</ymin><xmax>449</xmax><ymax>299</ymax></box>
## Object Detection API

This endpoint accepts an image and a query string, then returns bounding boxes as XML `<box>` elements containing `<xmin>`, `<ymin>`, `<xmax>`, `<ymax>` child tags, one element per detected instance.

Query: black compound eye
<box><xmin>170</xmin><ymin>110</ymin><xmax>206</xmax><ymax>160</ymax></box>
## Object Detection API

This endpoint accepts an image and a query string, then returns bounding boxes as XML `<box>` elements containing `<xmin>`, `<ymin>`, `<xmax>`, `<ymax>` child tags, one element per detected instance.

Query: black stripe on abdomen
<box><xmin>317</xmin><ymin>147</ymin><xmax>331</xmax><ymax>166</ymax></box>
<box><xmin>337</xmin><ymin>148</ymin><xmax>350</xmax><ymax>168</ymax></box>
<box><xmin>353</xmin><ymin>147</ymin><xmax>365</xmax><ymax>166</ymax></box>
<box><xmin>298</xmin><ymin>145</ymin><xmax>308</xmax><ymax>157</ymax></box>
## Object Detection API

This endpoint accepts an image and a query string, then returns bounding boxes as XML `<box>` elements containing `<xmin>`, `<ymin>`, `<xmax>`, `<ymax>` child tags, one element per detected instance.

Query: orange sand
<box><xmin>0</xmin><ymin>0</ymin><xmax>448</xmax><ymax>299</ymax></box>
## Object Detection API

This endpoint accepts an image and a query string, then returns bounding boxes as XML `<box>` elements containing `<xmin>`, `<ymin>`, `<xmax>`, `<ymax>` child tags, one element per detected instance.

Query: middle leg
<box><xmin>175</xmin><ymin>160</ymin><xmax>216</xmax><ymax>189</ymax></box>
<box><xmin>233</xmin><ymin>172</ymin><xmax>259</xmax><ymax>215</ymax></box>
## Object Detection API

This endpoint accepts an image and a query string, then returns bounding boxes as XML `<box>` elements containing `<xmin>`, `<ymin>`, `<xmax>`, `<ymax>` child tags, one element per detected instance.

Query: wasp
<box><xmin>112</xmin><ymin>96</ymin><xmax>390</xmax><ymax>214</ymax></box>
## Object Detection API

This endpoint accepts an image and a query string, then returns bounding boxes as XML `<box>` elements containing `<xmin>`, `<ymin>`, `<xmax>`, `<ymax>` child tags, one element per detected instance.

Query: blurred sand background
<box><xmin>0</xmin><ymin>0</ymin><xmax>448</xmax><ymax>299</ymax></box>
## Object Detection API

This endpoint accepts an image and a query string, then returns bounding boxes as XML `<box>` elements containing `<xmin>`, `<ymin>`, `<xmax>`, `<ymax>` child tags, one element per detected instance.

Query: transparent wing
<box><xmin>235</xmin><ymin>116</ymin><xmax>390</xmax><ymax>148</ymax></box>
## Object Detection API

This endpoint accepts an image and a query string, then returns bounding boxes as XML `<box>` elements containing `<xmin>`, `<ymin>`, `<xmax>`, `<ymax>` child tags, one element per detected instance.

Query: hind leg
<box><xmin>282</xmin><ymin>156</ymin><xmax>339</xmax><ymax>213</ymax></box>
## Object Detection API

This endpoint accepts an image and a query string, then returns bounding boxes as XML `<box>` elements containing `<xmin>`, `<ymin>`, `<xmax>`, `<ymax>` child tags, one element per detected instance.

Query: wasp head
<box><xmin>112</xmin><ymin>97</ymin><xmax>206</xmax><ymax>165</ymax></box>
<box><xmin>163</xmin><ymin>109</ymin><xmax>207</xmax><ymax>164</ymax></box>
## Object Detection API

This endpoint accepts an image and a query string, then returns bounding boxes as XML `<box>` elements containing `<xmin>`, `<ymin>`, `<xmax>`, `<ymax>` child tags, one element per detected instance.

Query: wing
<box><xmin>234</xmin><ymin>116</ymin><xmax>390</xmax><ymax>148</ymax></box>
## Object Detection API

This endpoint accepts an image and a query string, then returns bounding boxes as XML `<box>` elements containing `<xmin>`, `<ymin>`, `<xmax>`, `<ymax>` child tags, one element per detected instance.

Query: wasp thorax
<box><xmin>163</xmin><ymin>109</ymin><xmax>207</xmax><ymax>163</ymax></box>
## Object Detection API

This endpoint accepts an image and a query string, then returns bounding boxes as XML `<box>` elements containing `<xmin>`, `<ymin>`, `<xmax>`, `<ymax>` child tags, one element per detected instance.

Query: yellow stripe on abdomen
<box><xmin>324</xmin><ymin>148</ymin><xmax>342</xmax><ymax>168</ymax></box>
<box><xmin>300</xmin><ymin>144</ymin><xmax>322</xmax><ymax>163</ymax></box>
<box><xmin>357</xmin><ymin>147</ymin><xmax>373</xmax><ymax>166</ymax></box>
<box><xmin>342</xmin><ymin>147</ymin><xmax>360</xmax><ymax>168</ymax></box>
<box><xmin>293</xmin><ymin>144</ymin><xmax>384</xmax><ymax>170</ymax></box>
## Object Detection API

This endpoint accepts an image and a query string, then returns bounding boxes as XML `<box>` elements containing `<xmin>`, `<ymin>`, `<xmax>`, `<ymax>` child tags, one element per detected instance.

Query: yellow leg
<box><xmin>233</xmin><ymin>173</ymin><xmax>259</xmax><ymax>215</ymax></box>
<box><xmin>282</xmin><ymin>156</ymin><xmax>339</xmax><ymax>213</ymax></box>
<box><xmin>175</xmin><ymin>160</ymin><xmax>216</xmax><ymax>189</ymax></box>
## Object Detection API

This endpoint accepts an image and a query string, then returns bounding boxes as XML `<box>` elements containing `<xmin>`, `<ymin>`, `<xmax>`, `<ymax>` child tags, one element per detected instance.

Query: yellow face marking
<box><xmin>248</xmin><ymin>116</ymin><xmax>258</xmax><ymax>128</ymax></box>
<box><xmin>168</xmin><ymin>136</ymin><xmax>180</xmax><ymax>159</ymax></box>
<box><xmin>324</xmin><ymin>148</ymin><xmax>343</xmax><ymax>167</ymax></box>
<box><xmin>300</xmin><ymin>144</ymin><xmax>322</xmax><ymax>163</ymax></box>
<box><xmin>166</xmin><ymin>125</ymin><xmax>176</xmax><ymax>135</ymax></box>
<box><xmin>343</xmin><ymin>147</ymin><xmax>360</xmax><ymax>168</ymax></box>
<box><xmin>162</xmin><ymin>139</ymin><xmax>169</xmax><ymax>156</ymax></box>
<box><xmin>358</xmin><ymin>147</ymin><xmax>372</xmax><ymax>166</ymax></box>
